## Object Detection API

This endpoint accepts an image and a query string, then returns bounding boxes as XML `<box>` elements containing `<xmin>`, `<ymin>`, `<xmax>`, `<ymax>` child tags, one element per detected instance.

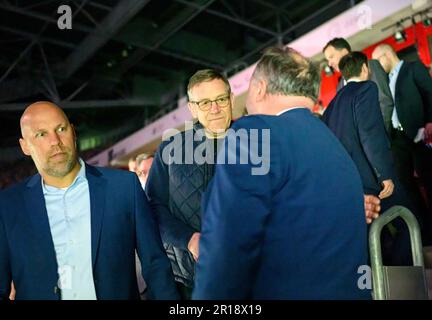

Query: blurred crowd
<box><xmin>0</xmin><ymin>159</ymin><xmax>36</xmax><ymax>190</ymax></box>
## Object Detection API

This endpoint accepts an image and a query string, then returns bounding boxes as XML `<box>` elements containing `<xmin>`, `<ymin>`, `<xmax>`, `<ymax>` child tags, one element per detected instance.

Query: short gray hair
<box><xmin>253</xmin><ymin>46</ymin><xmax>320</xmax><ymax>101</ymax></box>
<box><xmin>136</xmin><ymin>153</ymin><xmax>154</xmax><ymax>166</ymax></box>
<box><xmin>187</xmin><ymin>69</ymin><xmax>231</xmax><ymax>99</ymax></box>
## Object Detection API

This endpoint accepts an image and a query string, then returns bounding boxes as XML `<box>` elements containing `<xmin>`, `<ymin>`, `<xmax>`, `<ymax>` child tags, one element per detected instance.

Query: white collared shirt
<box><xmin>389</xmin><ymin>60</ymin><xmax>404</xmax><ymax>130</ymax></box>
<box><xmin>276</xmin><ymin>106</ymin><xmax>308</xmax><ymax>116</ymax></box>
<box><xmin>42</xmin><ymin>158</ymin><xmax>97</xmax><ymax>300</ymax></box>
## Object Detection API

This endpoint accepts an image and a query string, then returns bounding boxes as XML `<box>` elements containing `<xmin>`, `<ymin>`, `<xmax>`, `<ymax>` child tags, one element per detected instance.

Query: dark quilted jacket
<box><xmin>146</xmin><ymin>122</ymin><xmax>222</xmax><ymax>288</ymax></box>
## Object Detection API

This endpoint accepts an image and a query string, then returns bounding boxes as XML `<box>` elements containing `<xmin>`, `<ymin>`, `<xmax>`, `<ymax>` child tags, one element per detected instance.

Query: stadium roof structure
<box><xmin>0</xmin><ymin>0</ymin><xmax>362</xmax><ymax>162</ymax></box>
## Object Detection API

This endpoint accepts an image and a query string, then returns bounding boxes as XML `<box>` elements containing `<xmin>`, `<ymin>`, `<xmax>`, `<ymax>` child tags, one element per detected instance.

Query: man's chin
<box><xmin>207</xmin><ymin>121</ymin><xmax>230</xmax><ymax>132</ymax></box>
<box><xmin>207</xmin><ymin>127</ymin><xmax>228</xmax><ymax>136</ymax></box>
<box><xmin>44</xmin><ymin>168</ymin><xmax>71</xmax><ymax>178</ymax></box>
<box><xmin>45</xmin><ymin>159</ymin><xmax>76</xmax><ymax>177</ymax></box>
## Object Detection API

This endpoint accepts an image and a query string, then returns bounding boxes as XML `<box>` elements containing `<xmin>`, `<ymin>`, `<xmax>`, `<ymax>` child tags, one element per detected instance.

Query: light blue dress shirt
<box><xmin>42</xmin><ymin>158</ymin><xmax>97</xmax><ymax>300</ymax></box>
<box><xmin>388</xmin><ymin>60</ymin><xmax>404</xmax><ymax>130</ymax></box>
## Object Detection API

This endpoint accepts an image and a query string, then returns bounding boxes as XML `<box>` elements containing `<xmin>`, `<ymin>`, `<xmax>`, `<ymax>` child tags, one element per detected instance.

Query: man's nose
<box><xmin>209</xmin><ymin>101</ymin><xmax>221</xmax><ymax>113</ymax></box>
<box><xmin>49</xmin><ymin>132</ymin><xmax>61</xmax><ymax>146</ymax></box>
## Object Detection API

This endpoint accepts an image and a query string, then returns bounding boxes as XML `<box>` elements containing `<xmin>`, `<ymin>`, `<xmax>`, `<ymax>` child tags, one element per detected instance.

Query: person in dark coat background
<box><xmin>323</xmin><ymin>38</ymin><xmax>394</xmax><ymax>126</ymax></box>
<box><xmin>323</xmin><ymin>51</ymin><xmax>413</xmax><ymax>265</ymax></box>
<box><xmin>373</xmin><ymin>44</ymin><xmax>432</xmax><ymax>245</ymax></box>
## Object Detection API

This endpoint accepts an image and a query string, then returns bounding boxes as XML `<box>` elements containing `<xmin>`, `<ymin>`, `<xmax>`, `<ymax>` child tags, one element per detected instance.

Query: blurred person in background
<box><xmin>135</xmin><ymin>153</ymin><xmax>154</xmax><ymax>190</ymax></box>
<box><xmin>373</xmin><ymin>44</ymin><xmax>432</xmax><ymax>244</ymax></box>
<box><xmin>128</xmin><ymin>157</ymin><xmax>137</xmax><ymax>173</ymax></box>
<box><xmin>134</xmin><ymin>153</ymin><xmax>154</xmax><ymax>299</ymax></box>
<box><xmin>323</xmin><ymin>51</ymin><xmax>413</xmax><ymax>265</ymax></box>
<box><xmin>323</xmin><ymin>38</ymin><xmax>394</xmax><ymax>133</ymax></box>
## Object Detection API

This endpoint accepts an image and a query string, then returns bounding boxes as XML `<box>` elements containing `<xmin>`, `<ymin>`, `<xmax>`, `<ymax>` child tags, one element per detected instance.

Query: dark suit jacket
<box><xmin>394</xmin><ymin>60</ymin><xmax>432</xmax><ymax>139</ymax></box>
<box><xmin>368</xmin><ymin>59</ymin><xmax>394</xmax><ymax>135</ymax></box>
<box><xmin>0</xmin><ymin>164</ymin><xmax>179</xmax><ymax>300</ymax></box>
<box><xmin>323</xmin><ymin>81</ymin><xmax>394</xmax><ymax>195</ymax></box>
<box><xmin>337</xmin><ymin>60</ymin><xmax>394</xmax><ymax>136</ymax></box>
<box><xmin>193</xmin><ymin>109</ymin><xmax>370</xmax><ymax>300</ymax></box>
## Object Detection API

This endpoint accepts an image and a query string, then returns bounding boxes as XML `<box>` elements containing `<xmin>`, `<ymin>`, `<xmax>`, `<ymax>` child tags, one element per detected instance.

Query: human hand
<box><xmin>364</xmin><ymin>194</ymin><xmax>381</xmax><ymax>224</ymax></box>
<box><xmin>424</xmin><ymin>123</ymin><xmax>432</xmax><ymax>144</ymax></box>
<box><xmin>9</xmin><ymin>281</ymin><xmax>15</xmax><ymax>300</ymax></box>
<box><xmin>379</xmin><ymin>179</ymin><xmax>394</xmax><ymax>199</ymax></box>
<box><xmin>188</xmin><ymin>232</ymin><xmax>201</xmax><ymax>262</ymax></box>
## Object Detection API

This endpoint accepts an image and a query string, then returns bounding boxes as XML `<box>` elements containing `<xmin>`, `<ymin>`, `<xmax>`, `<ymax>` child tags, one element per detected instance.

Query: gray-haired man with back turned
<box><xmin>193</xmin><ymin>47</ymin><xmax>371</xmax><ymax>299</ymax></box>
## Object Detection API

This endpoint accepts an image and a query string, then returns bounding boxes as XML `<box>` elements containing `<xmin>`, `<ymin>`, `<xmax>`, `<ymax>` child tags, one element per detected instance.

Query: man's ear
<box><xmin>187</xmin><ymin>102</ymin><xmax>198</xmax><ymax>118</ymax></box>
<box><xmin>255</xmin><ymin>78</ymin><xmax>267</xmax><ymax>102</ymax></box>
<box><xmin>19</xmin><ymin>138</ymin><xmax>30</xmax><ymax>156</ymax></box>
<box><xmin>362</xmin><ymin>63</ymin><xmax>370</xmax><ymax>76</ymax></box>
<box><xmin>229</xmin><ymin>92</ymin><xmax>235</xmax><ymax>114</ymax></box>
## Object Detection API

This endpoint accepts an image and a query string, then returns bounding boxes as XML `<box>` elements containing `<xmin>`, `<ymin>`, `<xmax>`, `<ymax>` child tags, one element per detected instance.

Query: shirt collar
<box><xmin>42</xmin><ymin>158</ymin><xmax>86</xmax><ymax>194</ymax></box>
<box><xmin>276</xmin><ymin>106</ymin><xmax>308</xmax><ymax>116</ymax></box>
<box><xmin>347</xmin><ymin>78</ymin><xmax>364</xmax><ymax>83</ymax></box>
<box><xmin>389</xmin><ymin>60</ymin><xmax>404</xmax><ymax>78</ymax></box>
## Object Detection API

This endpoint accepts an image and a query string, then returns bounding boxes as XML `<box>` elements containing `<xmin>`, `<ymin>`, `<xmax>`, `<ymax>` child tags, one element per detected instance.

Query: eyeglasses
<box><xmin>189</xmin><ymin>94</ymin><xmax>231</xmax><ymax>111</ymax></box>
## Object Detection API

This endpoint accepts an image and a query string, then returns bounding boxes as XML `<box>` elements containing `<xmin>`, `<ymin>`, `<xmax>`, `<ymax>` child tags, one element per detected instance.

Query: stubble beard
<box><xmin>44</xmin><ymin>149</ymin><xmax>77</xmax><ymax>178</ymax></box>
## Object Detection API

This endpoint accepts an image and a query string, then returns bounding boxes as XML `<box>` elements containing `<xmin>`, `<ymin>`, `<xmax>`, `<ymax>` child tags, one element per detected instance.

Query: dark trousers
<box><xmin>176</xmin><ymin>282</ymin><xmax>193</xmax><ymax>300</ymax></box>
<box><xmin>391</xmin><ymin>129</ymin><xmax>432</xmax><ymax>245</ymax></box>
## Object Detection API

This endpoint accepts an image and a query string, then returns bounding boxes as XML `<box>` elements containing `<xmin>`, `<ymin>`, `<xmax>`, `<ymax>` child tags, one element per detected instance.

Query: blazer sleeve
<box><xmin>354</xmin><ymin>82</ymin><xmax>394</xmax><ymax>183</ymax></box>
<box><xmin>412</xmin><ymin>61</ymin><xmax>432</xmax><ymax>122</ymax></box>
<box><xmin>145</xmin><ymin>140</ymin><xmax>195</xmax><ymax>250</ymax></box>
<box><xmin>369</xmin><ymin>59</ymin><xmax>394</xmax><ymax>132</ymax></box>
<box><xmin>193</xmin><ymin>117</ymin><xmax>274</xmax><ymax>299</ymax></box>
<box><xmin>133</xmin><ymin>175</ymin><xmax>180</xmax><ymax>300</ymax></box>
<box><xmin>0</xmin><ymin>202</ymin><xmax>12</xmax><ymax>300</ymax></box>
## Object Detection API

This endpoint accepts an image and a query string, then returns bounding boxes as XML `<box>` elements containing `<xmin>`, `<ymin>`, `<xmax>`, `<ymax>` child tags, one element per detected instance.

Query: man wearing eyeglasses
<box><xmin>145</xmin><ymin>69</ymin><xmax>233</xmax><ymax>299</ymax></box>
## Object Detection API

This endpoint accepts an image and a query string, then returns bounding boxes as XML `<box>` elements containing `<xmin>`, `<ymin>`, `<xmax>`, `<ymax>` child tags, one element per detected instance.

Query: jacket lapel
<box><xmin>25</xmin><ymin>174</ymin><xmax>58</xmax><ymax>271</ymax></box>
<box><xmin>394</xmin><ymin>61</ymin><xmax>408</xmax><ymax>103</ymax></box>
<box><xmin>85</xmin><ymin>164</ymin><xmax>107</xmax><ymax>268</ymax></box>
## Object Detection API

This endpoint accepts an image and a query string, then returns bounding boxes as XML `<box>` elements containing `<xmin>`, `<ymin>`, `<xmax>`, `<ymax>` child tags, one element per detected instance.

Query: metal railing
<box><xmin>369</xmin><ymin>205</ymin><xmax>428</xmax><ymax>300</ymax></box>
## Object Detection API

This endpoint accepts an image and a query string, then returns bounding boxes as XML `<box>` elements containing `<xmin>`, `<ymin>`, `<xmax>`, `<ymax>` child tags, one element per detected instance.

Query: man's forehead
<box><xmin>26</xmin><ymin>111</ymin><xmax>66</xmax><ymax>126</ymax></box>
<box><xmin>373</xmin><ymin>47</ymin><xmax>384</xmax><ymax>56</ymax></box>
<box><xmin>324</xmin><ymin>46</ymin><xmax>336</xmax><ymax>54</ymax></box>
<box><xmin>30</xmin><ymin>120</ymin><xmax>66</xmax><ymax>130</ymax></box>
<box><xmin>21</xmin><ymin>114</ymin><xmax>68</xmax><ymax>137</ymax></box>
<box><xmin>190</xmin><ymin>79</ymin><xmax>228</xmax><ymax>98</ymax></box>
